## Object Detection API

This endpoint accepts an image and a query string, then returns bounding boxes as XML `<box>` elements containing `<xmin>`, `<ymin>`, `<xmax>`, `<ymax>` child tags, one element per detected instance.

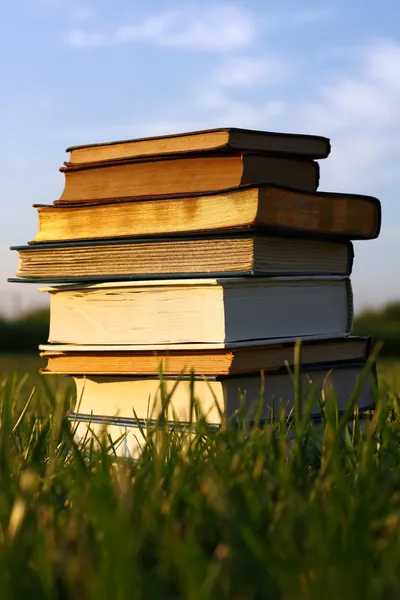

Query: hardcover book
<box><xmin>40</xmin><ymin>277</ymin><xmax>354</xmax><ymax>345</ymax></box>
<box><xmin>65</xmin><ymin>126</ymin><xmax>331</xmax><ymax>164</ymax></box>
<box><xmin>12</xmin><ymin>234</ymin><xmax>354</xmax><ymax>280</ymax></box>
<box><xmin>31</xmin><ymin>185</ymin><xmax>381</xmax><ymax>243</ymax></box>
<box><xmin>57</xmin><ymin>153</ymin><xmax>320</xmax><ymax>202</ymax></box>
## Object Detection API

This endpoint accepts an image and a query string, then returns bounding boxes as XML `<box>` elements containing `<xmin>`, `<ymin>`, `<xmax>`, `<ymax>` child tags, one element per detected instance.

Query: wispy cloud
<box><xmin>186</xmin><ymin>39</ymin><xmax>400</xmax><ymax>193</ymax></box>
<box><xmin>68</xmin><ymin>4</ymin><xmax>256</xmax><ymax>51</ymax></box>
<box><xmin>191</xmin><ymin>52</ymin><xmax>291</xmax><ymax>130</ymax></box>
<box><xmin>211</xmin><ymin>56</ymin><xmax>290</xmax><ymax>88</ymax></box>
<box><xmin>303</xmin><ymin>40</ymin><xmax>400</xmax><ymax>191</ymax></box>
<box><xmin>142</xmin><ymin>96</ymin><xmax>287</xmax><ymax>137</ymax></box>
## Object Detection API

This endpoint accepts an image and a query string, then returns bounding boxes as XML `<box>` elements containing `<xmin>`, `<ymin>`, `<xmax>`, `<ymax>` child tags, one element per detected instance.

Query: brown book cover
<box><xmin>39</xmin><ymin>336</ymin><xmax>370</xmax><ymax>376</ymax></box>
<box><xmin>32</xmin><ymin>185</ymin><xmax>381</xmax><ymax>243</ymax></box>
<box><xmin>56</xmin><ymin>153</ymin><xmax>320</xmax><ymax>203</ymax></box>
<box><xmin>65</xmin><ymin>126</ymin><xmax>331</xmax><ymax>164</ymax></box>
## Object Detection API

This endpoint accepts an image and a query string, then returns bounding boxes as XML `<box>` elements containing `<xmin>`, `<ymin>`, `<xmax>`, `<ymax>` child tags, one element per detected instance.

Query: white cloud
<box><xmin>188</xmin><ymin>39</ymin><xmax>400</xmax><ymax>193</ymax></box>
<box><xmin>302</xmin><ymin>41</ymin><xmax>400</xmax><ymax>191</ymax></box>
<box><xmin>307</xmin><ymin>79</ymin><xmax>395</xmax><ymax>133</ymax></box>
<box><xmin>68</xmin><ymin>29</ymin><xmax>106</xmax><ymax>48</ymax></box>
<box><xmin>211</xmin><ymin>56</ymin><xmax>290</xmax><ymax>89</ymax></box>
<box><xmin>316</xmin><ymin>132</ymin><xmax>390</xmax><ymax>192</ymax></box>
<box><xmin>196</xmin><ymin>89</ymin><xmax>227</xmax><ymax>111</ymax></box>
<box><xmin>134</xmin><ymin>102</ymin><xmax>286</xmax><ymax>138</ymax></box>
<box><xmin>192</xmin><ymin>53</ymin><xmax>291</xmax><ymax>129</ymax></box>
<box><xmin>68</xmin><ymin>4</ymin><xmax>256</xmax><ymax>51</ymax></box>
<box><xmin>362</xmin><ymin>40</ymin><xmax>400</xmax><ymax>90</ymax></box>
<box><xmin>37</xmin><ymin>18</ymin><xmax>400</xmax><ymax>196</ymax></box>
<box><xmin>196</xmin><ymin>94</ymin><xmax>286</xmax><ymax>129</ymax></box>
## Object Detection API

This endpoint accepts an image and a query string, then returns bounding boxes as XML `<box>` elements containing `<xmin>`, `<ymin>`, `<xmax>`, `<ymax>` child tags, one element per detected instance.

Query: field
<box><xmin>2</xmin><ymin>352</ymin><xmax>399</xmax><ymax>407</ymax></box>
<box><xmin>0</xmin><ymin>354</ymin><xmax>400</xmax><ymax>598</ymax></box>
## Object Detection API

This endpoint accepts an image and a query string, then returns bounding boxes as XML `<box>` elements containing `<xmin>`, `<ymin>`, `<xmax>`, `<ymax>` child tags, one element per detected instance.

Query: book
<box><xmin>65</xmin><ymin>127</ymin><xmax>331</xmax><ymax>165</ymax></box>
<box><xmin>31</xmin><ymin>185</ymin><xmax>381</xmax><ymax>244</ymax></box>
<box><xmin>41</xmin><ymin>277</ymin><xmax>353</xmax><ymax>345</ymax></box>
<box><xmin>57</xmin><ymin>154</ymin><xmax>320</xmax><ymax>203</ymax></box>
<box><xmin>68</xmin><ymin>362</ymin><xmax>376</xmax><ymax>458</ymax></box>
<box><xmin>12</xmin><ymin>235</ymin><xmax>353</xmax><ymax>280</ymax></box>
<box><xmin>39</xmin><ymin>336</ymin><xmax>371</xmax><ymax>376</ymax></box>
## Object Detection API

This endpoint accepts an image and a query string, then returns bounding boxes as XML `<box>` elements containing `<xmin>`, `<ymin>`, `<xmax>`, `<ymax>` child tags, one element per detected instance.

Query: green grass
<box><xmin>0</xmin><ymin>358</ymin><xmax>400</xmax><ymax>599</ymax></box>
<box><xmin>0</xmin><ymin>354</ymin><xmax>74</xmax><ymax>413</ymax></box>
<box><xmin>375</xmin><ymin>359</ymin><xmax>400</xmax><ymax>394</ymax></box>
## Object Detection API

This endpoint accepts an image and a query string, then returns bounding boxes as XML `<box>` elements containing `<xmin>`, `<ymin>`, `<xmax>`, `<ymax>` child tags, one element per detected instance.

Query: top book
<box><xmin>65</xmin><ymin>127</ymin><xmax>331</xmax><ymax>165</ymax></box>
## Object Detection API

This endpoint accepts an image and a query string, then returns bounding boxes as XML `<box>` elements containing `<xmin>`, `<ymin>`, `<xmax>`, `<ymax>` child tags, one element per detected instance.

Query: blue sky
<box><xmin>1</xmin><ymin>0</ymin><xmax>400</xmax><ymax>315</ymax></box>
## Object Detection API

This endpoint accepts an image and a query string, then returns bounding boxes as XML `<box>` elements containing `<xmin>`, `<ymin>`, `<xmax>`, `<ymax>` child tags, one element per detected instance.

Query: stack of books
<box><xmin>9</xmin><ymin>127</ymin><xmax>381</xmax><ymax>457</ymax></box>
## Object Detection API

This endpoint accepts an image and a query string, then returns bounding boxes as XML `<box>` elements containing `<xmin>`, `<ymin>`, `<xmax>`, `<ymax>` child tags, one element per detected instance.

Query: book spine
<box><xmin>346</xmin><ymin>278</ymin><xmax>354</xmax><ymax>333</ymax></box>
<box><xmin>347</xmin><ymin>242</ymin><xmax>354</xmax><ymax>276</ymax></box>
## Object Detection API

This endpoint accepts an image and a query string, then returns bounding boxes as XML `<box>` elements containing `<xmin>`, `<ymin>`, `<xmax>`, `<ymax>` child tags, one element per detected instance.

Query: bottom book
<box><xmin>68</xmin><ymin>361</ymin><xmax>377</xmax><ymax>459</ymax></box>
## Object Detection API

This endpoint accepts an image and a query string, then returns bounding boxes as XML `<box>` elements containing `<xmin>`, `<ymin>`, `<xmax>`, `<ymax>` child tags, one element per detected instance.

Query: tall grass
<box><xmin>0</xmin><ymin>364</ymin><xmax>400</xmax><ymax>599</ymax></box>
